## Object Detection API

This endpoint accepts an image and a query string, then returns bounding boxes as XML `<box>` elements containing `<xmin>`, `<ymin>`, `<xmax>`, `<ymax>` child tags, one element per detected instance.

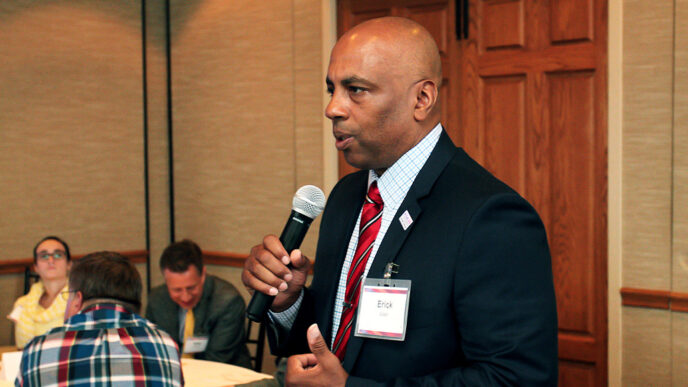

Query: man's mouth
<box><xmin>334</xmin><ymin>133</ymin><xmax>353</xmax><ymax>150</ymax></box>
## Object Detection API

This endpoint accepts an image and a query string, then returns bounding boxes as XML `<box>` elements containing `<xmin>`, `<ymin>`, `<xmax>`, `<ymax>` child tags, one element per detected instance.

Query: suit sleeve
<box><xmin>265</xmin><ymin>288</ymin><xmax>315</xmax><ymax>357</ymax></box>
<box><xmin>201</xmin><ymin>292</ymin><xmax>253</xmax><ymax>368</ymax></box>
<box><xmin>347</xmin><ymin>193</ymin><xmax>558</xmax><ymax>386</ymax></box>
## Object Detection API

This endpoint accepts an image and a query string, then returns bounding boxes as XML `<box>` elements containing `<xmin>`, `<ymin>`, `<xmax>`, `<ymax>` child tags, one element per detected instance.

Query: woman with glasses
<box><xmin>10</xmin><ymin>236</ymin><xmax>71</xmax><ymax>348</ymax></box>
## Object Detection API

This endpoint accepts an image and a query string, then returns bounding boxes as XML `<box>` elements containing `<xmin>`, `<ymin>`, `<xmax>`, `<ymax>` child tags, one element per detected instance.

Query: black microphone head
<box><xmin>292</xmin><ymin>185</ymin><xmax>325</xmax><ymax>219</ymax></box>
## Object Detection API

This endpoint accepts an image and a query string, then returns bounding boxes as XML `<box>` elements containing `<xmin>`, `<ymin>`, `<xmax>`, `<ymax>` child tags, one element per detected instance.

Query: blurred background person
<box><xmin>147</xmin><ymin>239</ymin><xmax>251</xmax><ymax>368</ymax></box>
<box><xmin>16</xmin><ymin>251</ymin><xmax>183</xmax><ymax>387</ymax></box>
<box><xmin>9</xmin><ymin>236</ymin><xmax>71</xmax><ymax>348</ymax></box>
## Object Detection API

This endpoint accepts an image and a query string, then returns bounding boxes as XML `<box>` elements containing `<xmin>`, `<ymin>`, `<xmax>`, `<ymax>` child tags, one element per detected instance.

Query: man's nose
<box><xmin>325</xmin><ymin>93</ymin><xmax>348</xmax><ymax>120</ymax></box>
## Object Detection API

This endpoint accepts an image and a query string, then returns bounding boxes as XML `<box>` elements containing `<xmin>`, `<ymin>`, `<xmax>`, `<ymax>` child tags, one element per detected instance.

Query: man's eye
<box><xmin>349</xmin><ymin>86</ymin><xmax>364</xmax><ymax>94</ymax></box>
<box><xmin>326</xmin><ymin>87</ymin><xmax>334</xmax><ymax>95</ymax></box>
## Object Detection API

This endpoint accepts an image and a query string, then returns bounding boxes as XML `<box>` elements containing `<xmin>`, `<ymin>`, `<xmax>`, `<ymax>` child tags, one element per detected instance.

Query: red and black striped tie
<box><xmin>332</xmin><ymin>181</ymin><xmax>383</xmax><ymax>361</ymax></box>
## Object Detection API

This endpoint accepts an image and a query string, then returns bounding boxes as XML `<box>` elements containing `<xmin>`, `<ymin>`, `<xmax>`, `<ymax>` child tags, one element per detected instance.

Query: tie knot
<box><xmin>366</xmin><ymin>182</ymin><xmax>383</xmax><ymax>206</ymax></box>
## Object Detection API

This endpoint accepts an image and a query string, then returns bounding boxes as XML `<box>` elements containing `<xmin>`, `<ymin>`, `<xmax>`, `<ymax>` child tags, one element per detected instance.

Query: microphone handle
<box><xmin>246</xmin><ymin>210</ymin><xmax>314</xmax><ymax>321</ymax></box>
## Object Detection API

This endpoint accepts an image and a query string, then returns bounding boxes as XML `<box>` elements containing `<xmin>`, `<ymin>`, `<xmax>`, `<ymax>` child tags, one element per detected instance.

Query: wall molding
<box><xmin>202</xmin><ymin>251</ymin><xmax>248</xmax><ymax>268</ymax></box>
<box><xmin>0</xmin><ymin>250</ymin><xmax>149</xmax><ymax>275</ymax></box>
<box><xmin>620</xmin><ymin>287</ymin><xmax>688</xmax><ymax>312</ymax></box>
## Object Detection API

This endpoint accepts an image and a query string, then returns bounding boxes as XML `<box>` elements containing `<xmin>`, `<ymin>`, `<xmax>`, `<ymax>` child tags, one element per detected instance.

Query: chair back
<box><xmin>245</xmin><ymin>319</ymin><xmax>266</xmax><ymax>372</ymax></box>
<box><xmin>23</xmin><ymin>267</ymin><xmax>40</xmax><ymax>294</ymax></box>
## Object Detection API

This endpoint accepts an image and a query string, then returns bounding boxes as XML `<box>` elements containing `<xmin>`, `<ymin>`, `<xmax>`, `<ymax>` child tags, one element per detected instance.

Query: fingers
<box><xmin>288</xmin><ymin>353</ymin><xmax>318</xmax><ymax>370</ymax></box>
<box><xmin>242</xmin><ymin>235</ymin><xmax>291</xmax><ymax>295</ymax></box>
<box><xmin>286</xmin><ymin>326</ymin><xmax>349</xmax><ymax>387</ymax></box>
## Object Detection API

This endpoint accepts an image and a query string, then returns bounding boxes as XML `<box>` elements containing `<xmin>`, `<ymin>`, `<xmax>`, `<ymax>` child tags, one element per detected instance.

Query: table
<box><xmin>181</xmin><ymin>359</ymin><xmax>275</xmax><ymax>387</ymax></box>
<box><xmin>0</xmin><ymin>350</ymin><xmax>274</xmax><ymax>387</ymax></box>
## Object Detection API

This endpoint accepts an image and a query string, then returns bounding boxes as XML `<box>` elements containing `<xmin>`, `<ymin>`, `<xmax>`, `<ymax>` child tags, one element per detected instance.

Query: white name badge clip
<box><xmin>354</xmin><ymin>277</ymin><xmax>411</xmax><ymax>341</ymax></box>
<box><xmin>183</xmin><ymin>335</ymin><xmax>209</xmax><ymax>354</ymax></box>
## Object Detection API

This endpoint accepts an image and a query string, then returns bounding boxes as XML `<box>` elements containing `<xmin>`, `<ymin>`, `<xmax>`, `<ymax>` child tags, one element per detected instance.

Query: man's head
<box><xmin>159</xmin><ymin>239</ymin><xmax>206</xmax><ymax>310</ymax></box>
<box><xmin>65</xmin><ymin>251</ymin><xmax>142</xmax><ymax>319</ymax></box>
<box><xmin>326</xmin><ymin>17</ymin><xmax>442</xmax><ymax>175</ymax></box>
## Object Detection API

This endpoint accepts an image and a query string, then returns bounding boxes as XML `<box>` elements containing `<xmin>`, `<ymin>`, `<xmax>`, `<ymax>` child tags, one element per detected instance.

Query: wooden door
<box><xmin>337</xmin><ymin>1</ymin><xmax>608</xmax><ymax>386</ymax></box>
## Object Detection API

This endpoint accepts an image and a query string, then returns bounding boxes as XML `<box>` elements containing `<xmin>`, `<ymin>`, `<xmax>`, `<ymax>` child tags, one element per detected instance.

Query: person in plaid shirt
<box><xmin>16</xmin><ymin>251</ymin><xmax>183</xmax><ymax>387</ymax></box>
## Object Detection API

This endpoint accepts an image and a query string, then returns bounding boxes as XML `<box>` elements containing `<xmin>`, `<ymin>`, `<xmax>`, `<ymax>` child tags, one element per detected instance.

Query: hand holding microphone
<box><xmin>244</xmin><ymin>185</ymin><xmax>326</xmax><ymax>321</ymax></box>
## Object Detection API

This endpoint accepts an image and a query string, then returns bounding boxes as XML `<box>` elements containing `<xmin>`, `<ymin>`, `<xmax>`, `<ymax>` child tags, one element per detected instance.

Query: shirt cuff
<box><xmin>267</xmin><ymin>290</ymin><xmax>304</xmax><ymax>331</ymax></box>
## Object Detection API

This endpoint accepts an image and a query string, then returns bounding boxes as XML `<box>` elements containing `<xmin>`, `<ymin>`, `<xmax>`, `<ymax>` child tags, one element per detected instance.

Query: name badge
<box><xmin>354</xmin><ymin>278</ymin><xmax>411</xmax><ymax>341</ymax></box>
<box><xmin>183</xmin><ymin>336</ymin><xmax>209</xmax><ymax>354</ymax></box>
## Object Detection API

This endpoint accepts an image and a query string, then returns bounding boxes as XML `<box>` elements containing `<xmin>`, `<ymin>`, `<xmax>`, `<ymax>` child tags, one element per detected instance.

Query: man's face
<box><xmin>325</xmin><ymin>36</ymin><xmax>421</xmax><ymax>173</ymax></box>
<box><xmin>163</xmin><ymin>266</ymin><xmax>206</xmax><ymax>310</ymax></box>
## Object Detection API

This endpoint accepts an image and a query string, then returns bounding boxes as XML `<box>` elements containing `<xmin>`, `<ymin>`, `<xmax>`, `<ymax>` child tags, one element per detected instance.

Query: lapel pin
<box><xmin>399</xmin><ymin>210</ymin><xmax>413</xmax><ymax>230</ymax></box>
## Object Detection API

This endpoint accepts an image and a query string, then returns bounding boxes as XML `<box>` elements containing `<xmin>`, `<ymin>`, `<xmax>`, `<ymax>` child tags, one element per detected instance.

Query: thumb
<box><xmin>307</xmin><ymin>324</ymin><xmax>330</xmax><ymax>357</ymax></box>
<box><xmin>290</xmin><ymin>249</ymin><xmax>310</xmax><ymax>270</ymax></box>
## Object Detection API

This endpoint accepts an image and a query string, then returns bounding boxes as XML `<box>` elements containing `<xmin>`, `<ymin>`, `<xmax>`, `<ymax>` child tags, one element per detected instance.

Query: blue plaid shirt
<box><xmin>16</xmin><ymin>303</ymin><xmax>183</xmax><ymax>387</ymax></box>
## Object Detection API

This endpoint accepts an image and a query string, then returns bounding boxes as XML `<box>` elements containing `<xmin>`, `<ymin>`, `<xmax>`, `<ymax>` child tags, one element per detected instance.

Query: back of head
<box><xmin>159</xmin><ymin>239</ymin><xmax>204</xmax><ymax>274</ymax></box>
<box><xmin>69</xmin><ymin>251</ymin><xmax>142</xmax><ymax>312</ymax></box>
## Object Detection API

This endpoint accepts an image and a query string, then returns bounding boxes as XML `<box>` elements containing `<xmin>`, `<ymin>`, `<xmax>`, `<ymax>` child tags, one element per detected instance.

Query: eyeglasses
<box><xmin>36</xmin><ymin>251</ymin><xmax>67</xmax><ymax>261</ymax></box>
<box><xmin>60</xmin><ymin>290</ymin><xmax>76</xmax><ymax>302</ymax></box>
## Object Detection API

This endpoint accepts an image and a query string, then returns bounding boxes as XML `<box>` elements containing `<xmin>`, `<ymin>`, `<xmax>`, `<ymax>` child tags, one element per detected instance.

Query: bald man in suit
<box><xmin>243</xmin><ymin>17</ymin><xmax>558</xmax><ymax>386</ymax></box>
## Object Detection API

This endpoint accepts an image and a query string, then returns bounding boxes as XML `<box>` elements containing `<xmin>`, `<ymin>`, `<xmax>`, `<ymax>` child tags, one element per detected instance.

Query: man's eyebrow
<box><xmin>342</xmin><ymin>76</ymin><xmax>373</xmax><ymax>87</ymax></box>
<box><xmin>326</xmin><ymin>76</ymin><xmax>374</xmax><ymax>87</ymax></box>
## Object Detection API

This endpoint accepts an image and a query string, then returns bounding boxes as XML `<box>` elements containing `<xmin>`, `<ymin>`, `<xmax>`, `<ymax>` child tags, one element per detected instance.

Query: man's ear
<box><xmin>65</xmin><ymin>290</ymin><xmax>83</xmax><ymax>320</ymax></box>
<box><xmin>413</xmin><ymin>80</ymin><xmax>439</xmax><ymax>121</ymax></box>
<box><xmin>71</xmin><ymin>291</ymin><xmax>84</xmax><ymax>312</ymax></box>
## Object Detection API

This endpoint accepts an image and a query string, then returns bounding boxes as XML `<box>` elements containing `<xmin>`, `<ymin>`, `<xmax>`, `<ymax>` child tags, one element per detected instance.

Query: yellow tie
<box><xmin>182</xmin><ymin>309</ymin><xmax>194</xmax><ymax>359</ymax></box>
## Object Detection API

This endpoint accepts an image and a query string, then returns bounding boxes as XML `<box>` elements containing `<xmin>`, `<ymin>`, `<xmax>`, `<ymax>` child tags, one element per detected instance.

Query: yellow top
<box><xmin>12</xmin><ymin>282</ymin><xmax>68</xmax><ymax>348</ymax></box>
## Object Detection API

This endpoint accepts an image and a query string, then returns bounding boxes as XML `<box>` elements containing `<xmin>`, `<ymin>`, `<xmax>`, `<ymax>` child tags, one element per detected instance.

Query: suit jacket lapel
<box><xmin>342</xmin><ymin>130</ymin><xmax>457</xmax><ymax>371</ymax></box>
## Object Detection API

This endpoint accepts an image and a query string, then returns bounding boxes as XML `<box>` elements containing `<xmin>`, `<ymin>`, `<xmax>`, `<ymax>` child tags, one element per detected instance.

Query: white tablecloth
<box><xmin>182</xmin><ymin>358</ymin><xmax>275</xmax><ymax>387</ymax></box>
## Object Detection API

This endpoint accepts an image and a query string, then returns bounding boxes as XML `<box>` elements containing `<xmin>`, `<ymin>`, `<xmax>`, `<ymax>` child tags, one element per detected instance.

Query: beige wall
<box><xmin>168</xmin><ymin>0</ymin><xmax>324</xmax><ymax>262</ymax></box>
<box><xmin>0</xmin><ymin>0</ymin><xmax>330</xmax><ymax>361</ymax></box>
<box><xmin>617</xmin><ymin>0</ymin><xmax>688</xmax><ymax>385</ymax></box>
<box><xmin>0</xmin><ymin>0</ymin><xmax>147</xmax><ymax>345</ymax></box>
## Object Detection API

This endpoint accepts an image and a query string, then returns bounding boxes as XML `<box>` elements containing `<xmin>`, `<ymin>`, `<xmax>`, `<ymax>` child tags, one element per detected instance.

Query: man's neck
<box><xmin>80</xmin><ymin>298</ymin><xmax>138</xmax><ymax>314</ymax></box>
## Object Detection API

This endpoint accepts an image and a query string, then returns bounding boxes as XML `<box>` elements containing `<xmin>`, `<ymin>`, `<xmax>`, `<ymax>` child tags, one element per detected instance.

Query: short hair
<box><xmin>33</xmin><ymin>235</ymin><xmax>71</xmax><ymax>264</ymax></box>
<box><xmin>159</xmin><ymin>239</ymin><xmax>204</xmax><ymax>274</ymax></box>
<box><xmin>69</xmin><ymin>251</ymin><xmax>142</xmax><ymax>312</ymax></box>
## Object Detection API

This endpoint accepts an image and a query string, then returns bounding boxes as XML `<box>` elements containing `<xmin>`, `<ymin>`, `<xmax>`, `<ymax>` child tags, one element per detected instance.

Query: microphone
<box><xmin>246</xmin><ymin>185</ymin><xmax>326</xmax><ymax>322</ymax></box>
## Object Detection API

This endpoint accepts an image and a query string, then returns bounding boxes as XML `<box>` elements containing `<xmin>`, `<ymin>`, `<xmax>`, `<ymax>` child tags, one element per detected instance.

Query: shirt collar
<box><xmin>368</xmin><ymin>123</ymin><xmax>443</xmax><ymax>209</ymax></box>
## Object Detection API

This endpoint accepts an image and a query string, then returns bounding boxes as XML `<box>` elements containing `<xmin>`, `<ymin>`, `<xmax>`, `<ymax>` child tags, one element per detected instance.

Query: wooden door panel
<box><xmin>550</xmin><ymin>0</ymin><xmax>594</xmax><ymax>43</ymax></box>
<box><xmin>482</xmin><ymin>0</ymin><xmax>525</xmax><ymax>50</ymax></box>
<box><xmin>548</xmin><ymin>71</ymin><xmax>596</xmax><ymax>335</ymax></box>
<box><xmin>480</xmin><ymin>75</ymin><xmax>526</xmax><ymax>192</ymax></box>
<box><xmin>560</xmin><ymin>360</ymin><xmax>597</xmax><ymax>387</ymax></box>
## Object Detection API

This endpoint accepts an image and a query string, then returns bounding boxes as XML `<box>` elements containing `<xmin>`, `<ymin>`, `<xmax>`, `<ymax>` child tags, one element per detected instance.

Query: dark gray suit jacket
<box><xmin>269</xmin><ymin>130</ymin><xmax>558</xmax><ymax>386</ymax></box>
<box><xmin>146</xmin><ymin>274</ymin><xmax>252</xmax><ymax>368</ymax></box>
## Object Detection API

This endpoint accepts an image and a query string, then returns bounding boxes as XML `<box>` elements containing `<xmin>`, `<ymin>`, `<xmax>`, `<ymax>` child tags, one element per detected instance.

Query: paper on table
<box><xmin>1</xmin><ymin>351</ymin><xmax>22</xmax><ymax>382</ymax></box>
